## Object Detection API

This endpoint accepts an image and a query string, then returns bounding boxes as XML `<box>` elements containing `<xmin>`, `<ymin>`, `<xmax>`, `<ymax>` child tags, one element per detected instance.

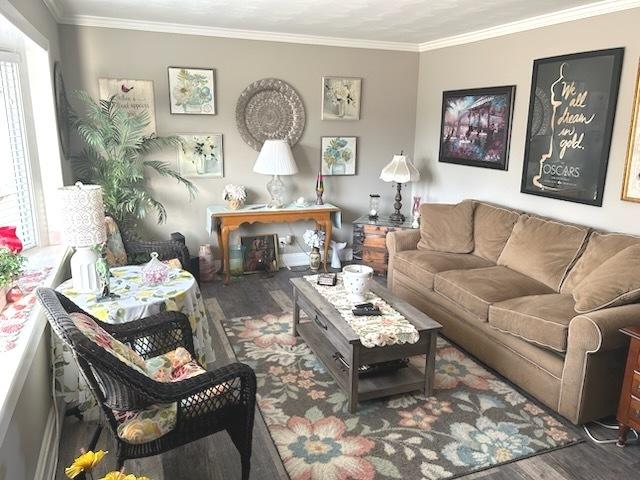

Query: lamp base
<box><xmin>71</xmin><ymin>246</ymin><xmax>100</xmax><ymax>293</ymax></box>
<box><xmin>267</xmin><ymin>175</ymin><xmax>286</xmax><ymax>208</ymax></box>
<box><xmin>389</xmin><ymin>182</ymin><xmax>405</xmax><ymax>223</ymax></box>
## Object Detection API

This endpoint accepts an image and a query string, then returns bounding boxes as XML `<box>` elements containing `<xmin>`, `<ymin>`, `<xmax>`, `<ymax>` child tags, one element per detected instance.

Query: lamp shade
<box><xmin>58</xmin><ymin>182</ymin><xmax>107</xmax><ymax>247</ymax></box>
<box><xmin>253</xmin><ymin>139</ymin><xmax>298</xmax><ymax>175</ymax></box>
<box><xmin>380</xmin><ymin>154</ymin><xmax>420</xmax><ymax>183</ymax></box>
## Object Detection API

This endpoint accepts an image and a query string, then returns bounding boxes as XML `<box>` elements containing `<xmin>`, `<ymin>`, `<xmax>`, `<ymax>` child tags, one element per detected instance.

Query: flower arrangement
<box><xmin>323</xmin><ymin>137</ymin><xmax>353</xmax><ymax>173</ymax></box>
<box><xmin>172</xmin><ymin>68</ymin><xmax>212</xmax><ymax>112</ymax></box>
<box><xmin>181</xmin><ymin>135</ymin><xmax>219</xmax><ymax>174</ymax></box>
<box><xmin>303</xmin><ymin>229</ymin><xmax>325</xmax><ymax>249</ymax></box>
<box><xmin>325</xmin><ymin>80</ymin><xmax>356</xmax><ymax>108</ymax></box>
<box><xmin>65</xmin><ymin>449</ymin><xmax>150</xmax><ymax>480</ymax></box>
<box><xmin>0</xmin><ymin>246</ymin><xmax>25</xmax><ymax>289</ymax></box>
<box><xmin>223</xmin><ymin>184</ymin><xmax>247</xmax><ymax>210</ymax></box>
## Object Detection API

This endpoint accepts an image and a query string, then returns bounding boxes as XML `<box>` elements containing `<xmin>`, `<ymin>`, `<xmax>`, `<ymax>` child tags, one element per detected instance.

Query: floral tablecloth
<box><xmin>54</xmin><ymin>266</ymin><xmax>215</xmax><ymax>413</ymax></box>
<box><xmin>304</xmin><ymin>274</ymin><xmax>419</xmax><ymax>348</ymax></box>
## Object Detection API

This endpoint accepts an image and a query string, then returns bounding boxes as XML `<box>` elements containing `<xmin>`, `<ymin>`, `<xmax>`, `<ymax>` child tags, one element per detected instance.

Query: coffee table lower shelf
<box><xmin>297</xmin><ymin>322</ymin><xmax>426</xmax><ymax>411</ymax></box>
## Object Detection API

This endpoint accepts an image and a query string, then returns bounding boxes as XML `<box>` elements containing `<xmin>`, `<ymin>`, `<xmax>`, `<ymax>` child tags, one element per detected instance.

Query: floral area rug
<box><xmin>222</xmin><ymin>313</ymin><xmax>581</xmax><ymax>480</ymax></box>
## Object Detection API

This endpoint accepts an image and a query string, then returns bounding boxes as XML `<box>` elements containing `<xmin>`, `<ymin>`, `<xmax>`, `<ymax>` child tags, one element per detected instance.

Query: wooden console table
<box><xmin>207</xmin><ymin>204</ymin><xmax>341</xmax><ymax>284</ymax></box>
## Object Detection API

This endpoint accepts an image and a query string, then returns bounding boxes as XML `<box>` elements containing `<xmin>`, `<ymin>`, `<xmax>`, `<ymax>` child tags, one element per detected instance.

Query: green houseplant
<box><xmin>72</xmin><ymin>91</ymin><xmax>196</xmax><ymax>230</ymax></box>
<box><xmin>0</xmin><ymin>247</ymin><xmax>26</xmax><ymax>310</ymax></box>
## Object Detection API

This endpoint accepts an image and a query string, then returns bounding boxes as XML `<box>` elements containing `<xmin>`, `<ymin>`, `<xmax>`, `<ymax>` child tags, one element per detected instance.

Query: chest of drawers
<box><xmin>617</xmin><ymin>326</ymin><xmax>640</xmax><ymax>446</ymax></box>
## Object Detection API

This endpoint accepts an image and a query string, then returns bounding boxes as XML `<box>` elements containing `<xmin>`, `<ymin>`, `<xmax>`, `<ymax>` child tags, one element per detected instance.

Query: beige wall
<box><xmin>59</xmin><ymin>25</ymin><xmax>420</xmax><ymax>254</ymax></box>
<box><xmin>413</xmin><ymin>8</ymin><xmax>640</xmax><ymax>235</ymax></box>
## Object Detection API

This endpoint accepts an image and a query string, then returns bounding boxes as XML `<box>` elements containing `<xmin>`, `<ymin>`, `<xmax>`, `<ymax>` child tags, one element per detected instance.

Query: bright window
<box><xmin>0</xmin><ymin>53</ymin><xmax>37</xmax><ymax>249</ymax></box>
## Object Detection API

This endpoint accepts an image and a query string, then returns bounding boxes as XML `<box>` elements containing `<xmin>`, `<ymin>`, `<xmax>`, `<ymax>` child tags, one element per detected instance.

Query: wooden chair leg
<box><xmin>87</xmin><ymin>423</ymin><xmax>103</xmax><ymax>451</ymax></box>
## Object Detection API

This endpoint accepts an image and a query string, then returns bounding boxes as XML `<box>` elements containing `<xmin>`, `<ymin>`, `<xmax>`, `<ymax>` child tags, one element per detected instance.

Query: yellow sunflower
<box><xmin>65</xmin><ymin>450</ymin><xmax>107</xmax><ymax>478</ymax></box>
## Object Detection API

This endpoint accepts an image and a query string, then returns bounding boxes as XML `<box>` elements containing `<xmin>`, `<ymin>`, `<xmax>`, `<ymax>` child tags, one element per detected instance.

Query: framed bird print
<box><xmin>98</xmin><ymin>78</ymin><xmax>157</xmax><ymax>137</ymax></box>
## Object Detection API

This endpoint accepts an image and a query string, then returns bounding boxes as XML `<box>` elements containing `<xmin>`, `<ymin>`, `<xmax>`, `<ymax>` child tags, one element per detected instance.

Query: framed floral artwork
<box><xmin>168</xmin><ymin>67</ymin><xmax>216</xmax><ymax>115</ymax></box>
<box><xmin>622</xmin><ymin>60</ymin><xmax>640</xmax><ymax>203</ymax></box>
<box><xmin>177</xmin><ymin>133</ymin><xmax>223</xmax><ymax>178</ymax></box>
<box><xmin>321</xmin><ymin>136</ymin><xmax>357</xmax><ymax>175</ymax></box>
<box><xmin>98</xmin><ymin>78</ymin><xmax>156</xmax><ymax>136</ymax></box>
<box><xmin>322</xmin><ymin>77</ymin><xmax>361</xmax><ymax>120</ymax></box>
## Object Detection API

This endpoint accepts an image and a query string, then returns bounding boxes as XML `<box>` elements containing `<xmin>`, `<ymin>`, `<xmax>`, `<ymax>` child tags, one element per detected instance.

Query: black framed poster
<box><xmin>521</xmin><ymin>48</ymin><xmax>624</xmax><ymax>206</ymax></box>
<box><xmin>439</xmin><ymin>86</ymin><xmax>516</xmax><ymax>170</ymax></box>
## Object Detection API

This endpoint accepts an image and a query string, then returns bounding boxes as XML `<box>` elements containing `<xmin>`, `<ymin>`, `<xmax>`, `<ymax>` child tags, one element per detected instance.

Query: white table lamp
<box><xmin>59</xmin><ymin>182</ymin><xmax>107</xmax><ymax>293</ymax></box>
<box><xmin>253</xmin><ymin>139</ymin><xmax>298</xmax><ymax>208</ymax></box>
<box><xmin>380</xmin><ymin>152</ymin><xmax>420</xmax><ymax>223</ymax></box>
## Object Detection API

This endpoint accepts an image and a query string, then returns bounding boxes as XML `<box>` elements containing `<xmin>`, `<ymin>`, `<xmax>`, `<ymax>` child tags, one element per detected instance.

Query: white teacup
<box><xmin>342</xmin><ymin>265</ymin><xmax>374</xmax><ymax>302</ymax></box>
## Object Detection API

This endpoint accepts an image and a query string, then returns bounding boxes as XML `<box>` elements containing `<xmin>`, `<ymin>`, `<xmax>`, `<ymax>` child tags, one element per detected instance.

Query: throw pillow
<box><xmin>572</xmin><ymin>244</ymin><xmax>640</xmax><ymax>313</ymax></box>
<box><xmin>417</xmin><ymin>200</ymin><xmax>474</xmax><ymax>253</ymax></box>
<box><xmin>104</xmin><ymin>216</ymin><xmax>128</xmax><ymax>267</ymax></box>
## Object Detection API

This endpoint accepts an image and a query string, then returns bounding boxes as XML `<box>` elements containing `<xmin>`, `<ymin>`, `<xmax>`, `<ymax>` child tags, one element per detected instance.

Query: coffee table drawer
<box><xmin>296</xmin><ymin>295</ymin><xmax>351</xmax><ymax>358</ymax></box>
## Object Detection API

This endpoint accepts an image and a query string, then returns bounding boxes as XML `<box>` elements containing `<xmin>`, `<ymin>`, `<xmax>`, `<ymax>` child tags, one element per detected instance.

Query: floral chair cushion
<box><xmin>104</xmin><ymin>216</ymin><xmax>128</xmax><ymax>267</ymax></box>
<box><xmin>113</xmin><ymin>402</ymin><xmax>178</xmax><ymax>444</ymax></box>
<box><xmin>70</xmin><ymin>313</ymin><xmax>147</xmax><ymax>373</ymax></box>
<box><xmin>145</xmin><ymin>346</ymin><xmax>199</xmax><ymax>382</ymax></box>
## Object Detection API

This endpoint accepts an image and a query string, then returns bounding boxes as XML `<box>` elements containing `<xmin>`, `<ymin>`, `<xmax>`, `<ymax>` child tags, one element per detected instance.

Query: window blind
<box><xmin>0</xmin><ymin>57</ymin><xmax>37</xmax><ymax>249</ymax></box>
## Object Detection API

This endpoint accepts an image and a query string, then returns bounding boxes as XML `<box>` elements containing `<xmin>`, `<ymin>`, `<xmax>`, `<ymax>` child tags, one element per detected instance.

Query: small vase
<box><xmin>309</xmin><ymin>247</ymin><xmax>321</xmax><ymax>272</ymax></box>
<box><xmin>227</xmin><ymin>198</ymin><xmax>244</xmax><ymax>210</ymax></box>
<box><xmin>336</xmin><ymin>101</ymin><xmax>346</xmax><ymax>118</ymax></box>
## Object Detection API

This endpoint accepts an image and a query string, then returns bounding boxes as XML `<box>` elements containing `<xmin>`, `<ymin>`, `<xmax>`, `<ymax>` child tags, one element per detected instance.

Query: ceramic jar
<box><xmin>309</xmin><ymin>247</ymin><xmax>321</xmax><ymax>271</ymax></box>
<box><xmin>342</xmin><ymin>264</ymin><xmax>374</xmax><ymax>302</ymax></box>
<box><xmin>226</xmin><ymin>198</ymin><xmax>244</xmax><ymax>210</ymax></box>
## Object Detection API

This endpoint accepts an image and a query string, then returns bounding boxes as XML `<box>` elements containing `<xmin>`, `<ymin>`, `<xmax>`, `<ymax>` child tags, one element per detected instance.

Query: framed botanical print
<box><xmin>98</xmin><ymin>78</ymin><xmax>156</xmax><ymax>136</ymax></box>
<box><xmin>438</xmin><ymin>86</ymin><xmax>515</xmax><ymax>170</ymax></box>
<box><xmin>321</xmin><ymin>136</ymin><xmax>357</xmax><ymax>175</ymax></box>
<box><xmin>521</xmin><ymin>48</ymin><xmax>624</xmax><ymax>206</ymax></box>
<box><xmin>177</xmin><ymin>133</ymin><xmax>223</xmax><ymax>178</ymax></box>
<box><xmin>322</xmin><ymin>77</ymin><xmax>361</xmax><ymax>120</ymax></box>
<box><xmin>168</xmin><ymin>67</ymin><xmax>216</xmax><ymax>115</ymax></box>
<box><xmin>622</xmin><ymin>60</ymin><xmax>640</xmax><ymax>203</ymax></box>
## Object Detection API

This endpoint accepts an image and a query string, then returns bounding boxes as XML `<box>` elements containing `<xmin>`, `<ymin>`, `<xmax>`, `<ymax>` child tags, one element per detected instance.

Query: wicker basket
<box><xmin>227</xmin><ymin>199</ymin><xmax>244</xmax><ymax>210</ymax></box>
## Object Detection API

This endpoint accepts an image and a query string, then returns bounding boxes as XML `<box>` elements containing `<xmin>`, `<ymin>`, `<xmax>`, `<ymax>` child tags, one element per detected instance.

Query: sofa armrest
<box><xmin>567</xmin><ymin>304</ymin><xmax>640</xmax><ymax>353</ymax></box>
<box><xmin>386</xmin><ymin>229</ymin><xmax>421</xmax><ymax>255</ymax></box>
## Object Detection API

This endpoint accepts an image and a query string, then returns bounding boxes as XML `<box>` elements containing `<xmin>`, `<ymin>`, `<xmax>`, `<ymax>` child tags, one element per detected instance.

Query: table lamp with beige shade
<box><xmin>380</xmin><ymin>152</ymin><xmax>420</xmax><ymax>223</ymax></box>
<box><xmin>253</xmin><ymin>139</ymin><xmax>298</xmax><ymax>208</ymax></box>
<box><xmin>58</xmin><ymin>182</ymin><xmax>107</xmax><ymax>293</ymax></box>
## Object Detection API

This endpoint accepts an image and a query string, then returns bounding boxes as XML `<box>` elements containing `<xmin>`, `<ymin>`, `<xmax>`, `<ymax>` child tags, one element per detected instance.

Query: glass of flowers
<box><xmin>303</xmin><ymin>229</ymin><xmax>325</xmax><ymax>272</ymax></box>
<box><xmin>223</xmin><ymin>184</ymin><xmax>247</xmax><ymax>210</ymax></box>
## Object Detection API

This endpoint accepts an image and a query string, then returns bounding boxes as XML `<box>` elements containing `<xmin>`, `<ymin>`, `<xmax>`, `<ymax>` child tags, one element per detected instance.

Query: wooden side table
<box><xmin>617</xmin><ymin>326</ymin><xmax>640</xmax><ymax>446</ymax></box>
<box><xmin>352</xmin><ymin>215</ymin><xmax>417</xmax><ymax>276</ymax></box>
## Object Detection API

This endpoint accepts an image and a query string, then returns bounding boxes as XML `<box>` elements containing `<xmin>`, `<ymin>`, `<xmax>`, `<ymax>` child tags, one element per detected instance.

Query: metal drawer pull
<box><xmin>314</xmin><ymin>315</ymin><xmax>328</xmax><ymax>330</ymax></box>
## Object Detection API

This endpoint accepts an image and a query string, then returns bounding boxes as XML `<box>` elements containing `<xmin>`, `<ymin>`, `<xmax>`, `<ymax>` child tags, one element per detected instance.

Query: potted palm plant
<box><xmin>72</xmin><ymin>91</ymin><xmax>196</xmax><ymax>230</ymax></box>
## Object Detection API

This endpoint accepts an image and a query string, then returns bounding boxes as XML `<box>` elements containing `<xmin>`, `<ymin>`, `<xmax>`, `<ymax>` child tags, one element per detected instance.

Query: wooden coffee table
<box><xmin>291</xmin><ymin>278</ymin><xmax>442</xmax><ymax>413</ymax></box>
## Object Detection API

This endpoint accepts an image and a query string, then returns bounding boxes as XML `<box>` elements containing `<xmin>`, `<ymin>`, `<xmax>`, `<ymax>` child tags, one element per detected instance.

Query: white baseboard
<box><xmin>34</xmin><ymin>407</ymin><xmax>59</xmax><ymax>480</ymax></box>
<box><xmin>280</xmin><ymin>248</ymin><xmax>353</xmax><ymax>268</ymax></box>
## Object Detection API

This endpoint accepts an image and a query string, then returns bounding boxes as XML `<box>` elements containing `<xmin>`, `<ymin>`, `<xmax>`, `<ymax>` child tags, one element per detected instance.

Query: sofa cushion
<box><xmin>434</xmin><ymin>266</ymin><xmax>554</xmax><ymax>321</ymax></box>
<box><xmin>472</xmin><ymin>202</ymin><xmax>521</xmax><ymax>262</ymax></box>
<box><xmin>497</xmin><ymin>216</ymin><xmax>589</xmax><ymax>291</ymax></box>
<box><xmin>417</xmin><ymin>201</ymin><xmax>474</xmax><ymax>253</ymax></box>
<box><xmin>573</xmin><ymin>244</ymin><xmax>640</xmax><ymax>313</ymax></box>
<box><xmin>393</xmin><ymin>250</ymin><xmax>494</xmax><ymax>290</ymax></box>
<box><xmin>489</xmin><ymin>294</ymin><xmax>577</xmax><ymax>352</ymax></box>
<box><xmin>561</xmin><ymin>231</ymin><xmax>640</xmax><ymax>294</ymax></box>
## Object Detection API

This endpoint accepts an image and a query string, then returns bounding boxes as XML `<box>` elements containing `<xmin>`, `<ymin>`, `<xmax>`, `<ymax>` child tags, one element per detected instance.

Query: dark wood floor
<box><xmin>56</xmin><ymin>269</ymin><xmax>640</xmax><ymax>480</ymax></box>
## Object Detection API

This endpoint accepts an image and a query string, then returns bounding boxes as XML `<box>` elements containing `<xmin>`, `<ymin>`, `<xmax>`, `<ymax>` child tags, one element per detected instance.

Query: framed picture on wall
<box><xmin>438</xmin><ymin>86</ymin><xmax>515</xmax><ymax>170</ymax></box>
<box><xmin>322</xmin><ymin>77</ymin><xmax>361</xmax><ymax>120</ymax></box>
<box><xmin>177</xmin><ymin>133</ymin><xmax>223</xmax><ymax>178</ymax></box>
<box><xmin>622</xmin><ymin>59</ymin><xmax>640</xmax><ymax>203</ymax></box>
<box><xmin>98</xmin><ymin>78</ymin><xmax>157</xmax><ymax>136</ymax></box>
<box><xmin>241</xmin><ymin>234</ymin><xmax>279</xmax><ymax>274</ymax></box>
<box><xmin>321</xmin><ymin>136</ymin><xmax>357</xmax><ymax>175</ymax></box>
<box><xmin>521</xmin><ymin>48</ymin><xmax>624</xmax><ymax>206</ymax></box>
<box><xmin>168</xmin><ymin>67</ymin><xmax>216</xmax><ymax>115</ymax></box>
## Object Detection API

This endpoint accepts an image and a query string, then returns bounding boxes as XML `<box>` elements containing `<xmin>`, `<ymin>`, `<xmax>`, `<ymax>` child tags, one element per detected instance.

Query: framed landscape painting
<box><xmin>177</xmin><ymin>133</ymin><xmax>223</xmax><ymax>178</ymax></box>
<box><xmin>622</xmin><ymin>60</ymin><xmax>640</xmax><ymax>203</ymax></box>
<box><xmin>98</xmin><ymin>78</ymin><xmax>156</xmax><ymax>136</ymax></box>
<box><xmin>521</xmin><ymin>48</ymin><xmax>624</xmax><ymax>206</ymax></box>
<box><xmin>322</xmin><ymin>77</ymin><xmax>361</xmax><ymax>120</ymax></box>
<box><xmin>438</xmin><ymin>86</ymin><xmax>515</xmax><ymax>170</ymax></box>
<box><xmin>168</xmin><ymin>67</ymin><xmax>216</xmax><ymax>115</ymax></box>
<box><xmin>321</xmin><ymin>136</ymin><xmax>357</xmax><ymax>175</ymax></box>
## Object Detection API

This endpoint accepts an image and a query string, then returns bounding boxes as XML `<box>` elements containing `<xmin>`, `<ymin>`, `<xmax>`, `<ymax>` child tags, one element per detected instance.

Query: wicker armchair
<box><xmin>37</xmin><ymin>288</ymin><xmax>256</xmax><ymax>478</ymax></box>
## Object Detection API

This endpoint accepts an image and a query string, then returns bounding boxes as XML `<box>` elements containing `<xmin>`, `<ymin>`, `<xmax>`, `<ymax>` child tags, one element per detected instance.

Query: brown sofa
<box><xmin>387</xmin><ymin>199</ymin><xmax>640</xmax><ymax>424</ymax></box>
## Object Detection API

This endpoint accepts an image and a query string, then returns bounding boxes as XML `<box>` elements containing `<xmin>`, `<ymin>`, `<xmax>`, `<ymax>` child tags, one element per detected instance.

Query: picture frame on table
<box><xmin>321</xmin><ymin>136</ymin><xmax>357</xmax><ymax>176</ymax></box>
<box><xmin>622</xmin><ymin>59</ymin><xmax>640</xmax><ymax>203</ymax></box>
<box><xmin>322</xmin><ymin>76</ymin><xmax>361</xmax><ymax>120</ymax></box>
<box><xmin>98</xmin><ymin>78</ymin><xmax>157</xmax><ymax>137</ymax></box>
<box><xmin>241</xmin><ymin>234</ymin><xmax>280</xmax><ymax>273</ymax></box>
<box><xmin>168</xmin><ymin>66</ymin><xmax>216</xmax><ymax>115</ymax></box>
<box><xmin>438</xmin><ymin>85</ymin><xmax>515</xmax><ymax>170</ymax></box>
<box><xmin>520</xmin><ymin>48</ymin><xmax>624</xmax><ymax>206</ymax></box>
<box><xmin>177</xmin><ymin>133</ymin><xmax>224</xmax><ymax>178</ymax></box>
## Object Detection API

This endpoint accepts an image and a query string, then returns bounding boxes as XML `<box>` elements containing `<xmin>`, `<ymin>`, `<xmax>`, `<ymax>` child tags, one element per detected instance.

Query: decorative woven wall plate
<box><xmin>235</xmin><ymin>78</ymin><xmax>306</xmax><ymax>151</ymax></box>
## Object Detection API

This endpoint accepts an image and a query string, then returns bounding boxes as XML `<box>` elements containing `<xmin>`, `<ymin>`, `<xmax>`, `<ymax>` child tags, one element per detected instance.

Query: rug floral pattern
<box><xmin>223</xmin><ymin>313</ymin><xmax>580</xmax><ymax>480</ymax></box>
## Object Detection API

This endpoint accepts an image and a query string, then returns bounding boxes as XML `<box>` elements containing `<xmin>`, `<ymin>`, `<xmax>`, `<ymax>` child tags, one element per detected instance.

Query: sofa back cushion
<box><xmin>572</xmin><ymin>244</ymin><xmax>640</xmax><ymax>313</ymax></box>
<box><xmin>561</xmin><ymin>232</ymin><xmax>640</xmax><ymax>294</ymax></box>
<box><xmin>471</xmin><ymin>201</ymin><xmax>521</xmax><ymax>262</ymax></box>
<box><xmin>497</xmin><ymin>216</ymin><xmax>589</xmax><ymax>291</ymax></box>
<box><xmin>417</xmin><ymin>201</ymin><xmax>474</xmax><ymax>253</ymax></box>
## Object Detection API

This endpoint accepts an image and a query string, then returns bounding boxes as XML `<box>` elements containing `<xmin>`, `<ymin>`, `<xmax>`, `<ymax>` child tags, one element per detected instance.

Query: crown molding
<box><xmin>418</xmin><ymin>0</ymin><xmax>640</xmax><ymax>52</ymax></box>
<box><xmin>46</xmin><ymin>0</ymin><xmax>640</xmax><ymax>53</ymax></box>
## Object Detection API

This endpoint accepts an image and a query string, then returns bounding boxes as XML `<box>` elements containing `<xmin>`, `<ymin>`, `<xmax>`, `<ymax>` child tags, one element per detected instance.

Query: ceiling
<box><xmin>46</xmin><ymin>0</ymin><xmax>637</xmax><ymax>50</ymax></box>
